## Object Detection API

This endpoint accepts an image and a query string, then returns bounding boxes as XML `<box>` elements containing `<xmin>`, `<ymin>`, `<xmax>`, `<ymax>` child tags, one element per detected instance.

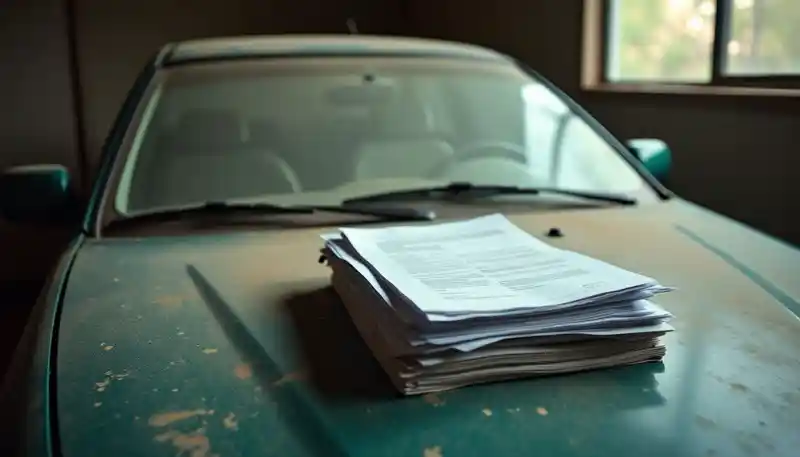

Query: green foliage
<box><xmin>608</xmin><ymin>0</ymin><xmax>799</xmax><ymax>80</ymax></box>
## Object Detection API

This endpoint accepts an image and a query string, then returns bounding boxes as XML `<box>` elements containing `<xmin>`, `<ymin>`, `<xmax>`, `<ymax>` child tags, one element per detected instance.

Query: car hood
<box><xmin>56</xmin><ymin>199</ymin><xmax>800</xmax><ymax>457</ymax></box>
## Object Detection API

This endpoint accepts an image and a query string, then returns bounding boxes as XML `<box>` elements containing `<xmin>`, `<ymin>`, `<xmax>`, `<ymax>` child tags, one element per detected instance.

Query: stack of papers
<box><xmin>320</xmin><ymin>214</ymin><xmax>673</xmax><ymax>395</ymax></box>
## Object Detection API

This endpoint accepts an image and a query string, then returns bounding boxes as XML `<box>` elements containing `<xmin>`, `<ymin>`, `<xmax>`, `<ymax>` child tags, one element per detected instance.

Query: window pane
<box><xmin>607</xmin><ymin>0</ymin><xmax>716</xmax><ymax>82</ymax></box>
<box><xmin>725</xmin><ymin>0</ymin><xmax>800</xmax><ymax>75</ymax></box>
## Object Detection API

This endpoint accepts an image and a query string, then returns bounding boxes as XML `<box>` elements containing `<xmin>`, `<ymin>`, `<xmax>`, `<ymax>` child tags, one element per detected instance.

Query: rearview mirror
<box><xmin>0</xmin><ymin>164</ymin><xmax>80</xmax><ymax>225</ymax></box>
<box><xmin>626</xmin><ymin>139</ymin><xmax>672</xmax><ymax>182</ymax></box>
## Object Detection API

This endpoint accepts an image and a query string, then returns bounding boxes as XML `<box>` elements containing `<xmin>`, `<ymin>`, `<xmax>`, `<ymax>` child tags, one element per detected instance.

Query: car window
<box><xmin>116</xmin><ymin>57</ymin><xmax>653</xmax><ymax>214</ymax></box>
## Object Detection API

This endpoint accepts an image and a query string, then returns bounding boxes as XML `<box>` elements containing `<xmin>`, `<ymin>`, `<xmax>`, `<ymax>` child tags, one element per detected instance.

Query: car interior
<box><xmin>123</xmin><ymin>61</ymin><xmax>642</xmax><ymax>212</ymax></box>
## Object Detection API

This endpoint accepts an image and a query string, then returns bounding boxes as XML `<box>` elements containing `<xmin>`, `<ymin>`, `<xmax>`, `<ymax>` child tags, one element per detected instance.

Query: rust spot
<box><xmin>154</xmin><ymin>429</ymin><xmax>214</xmax><ymax>457</ymax></box>
<box><xmin>423</xmin><ymin>445</ymin><xmax>442</xmax><ymax>457</ymax></box>
<box><xmin>154</xmin><ymin>295</ymin><xmax>186</xmax><ymax>307</ymax></box>
<box><xmin>273</xmin><ymin>371</ymin><xmax>305</xmax><ymax>387</ymax></box>
<box><xmin>201</xmin><ymin>348</ymin><xmax>218</xmax><ymax>354</ymax></box>
<box><xmin>694</xmin><ymin>415</ymin><xmax>716</xmax><ymax>429</ymax></box>
<box><xmin>423</xmin><ymin>393</ymin><xmax>445</xmax><ymax>407</ymax></box>
<box><xmin>234</xmin><ymin>363</ymin><xmax>252</xmax><ymax>380</ymax></box>
<box><xmin>536</xmin><ymin>407</ymin><xmax>548</xmax><ymax>416</ymax></box>
<box><xmin>223</xmin><ymin>412</ymin><xmax>238</xmax><ymax>431</ymax></box>
<box><xmin>148</xmin><ymin>409</ymin><xmax>211</xmax><ymax>427</ymax></box>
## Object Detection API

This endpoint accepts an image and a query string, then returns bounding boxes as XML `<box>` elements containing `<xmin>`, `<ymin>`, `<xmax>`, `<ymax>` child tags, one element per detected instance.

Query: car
<box><xmin>1</xmin><ymin>35</ymin><xmax>798</xmax><ymax>457</ymax></box>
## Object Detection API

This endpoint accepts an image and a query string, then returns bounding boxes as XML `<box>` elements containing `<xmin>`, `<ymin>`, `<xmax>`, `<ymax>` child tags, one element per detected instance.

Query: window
<box><xmin>589</xmin><ymin>0</ymin><xmax>800</xmax><ymax>89</ymax></box>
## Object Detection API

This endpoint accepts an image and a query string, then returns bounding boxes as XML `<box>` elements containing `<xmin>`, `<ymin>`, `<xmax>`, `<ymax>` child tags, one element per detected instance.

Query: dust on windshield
<box><xmin>116</xmin><ymin>57</ymin><xmax>649</xmax><ymax>214</ymax></box>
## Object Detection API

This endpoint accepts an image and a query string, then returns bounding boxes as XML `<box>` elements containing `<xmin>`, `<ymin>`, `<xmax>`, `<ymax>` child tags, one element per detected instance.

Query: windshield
<box><xmin>116</xmin><ymin>57</ymin><xmax>654</xmax><ymax>213</ymax></box>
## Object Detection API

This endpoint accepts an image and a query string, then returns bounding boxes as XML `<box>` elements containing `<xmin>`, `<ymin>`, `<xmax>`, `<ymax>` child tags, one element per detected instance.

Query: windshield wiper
<box><xmin>343</xmin><ymin>182</ymin><xmax>637</xmax><ymax>206</ymax></box>
<box><xmin>106</xmin><ymin>201</ymin><xmax>435</xmax><ymax>228</ymax></box>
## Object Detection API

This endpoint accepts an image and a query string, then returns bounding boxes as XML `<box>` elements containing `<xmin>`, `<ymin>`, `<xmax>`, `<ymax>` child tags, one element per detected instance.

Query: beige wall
<box><xmin>408</xmin><ymin>0</ymin><xmax>800</xmax><ymax>245</ymax></box>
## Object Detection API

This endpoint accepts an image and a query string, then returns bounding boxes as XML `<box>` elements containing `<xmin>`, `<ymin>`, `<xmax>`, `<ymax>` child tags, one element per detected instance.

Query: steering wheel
<box><xmin>428</xmin><ymin>141</ymin><xmax>527</xmax><ymax>178</ymax></box>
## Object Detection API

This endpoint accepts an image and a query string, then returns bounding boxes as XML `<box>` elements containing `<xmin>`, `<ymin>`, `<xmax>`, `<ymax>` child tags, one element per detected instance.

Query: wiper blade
<box><xmin>107</xmin><ymin>201</ymin><xmax>435</xmax><ymax>228</ymax></box>
<box><xmin>343</xmin><ymin>182</ymin><xmax>637</xmax><ymax>206</ymax></box>
<box><xmin>305</xmin><ymin>203</ymin><xmax>436</xmax><ymax>221</ymax></box>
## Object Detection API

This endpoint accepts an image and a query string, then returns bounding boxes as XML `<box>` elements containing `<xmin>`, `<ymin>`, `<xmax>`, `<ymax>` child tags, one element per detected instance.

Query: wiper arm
<box><xmin>107</xmin><ymin>201</ymin><xmax>435</xmax><ymax>228</ymax></box>
<box><xmin>343</xmin><ymin>182</ymin><xmax>637</xmax><ymax>206</ymax></box>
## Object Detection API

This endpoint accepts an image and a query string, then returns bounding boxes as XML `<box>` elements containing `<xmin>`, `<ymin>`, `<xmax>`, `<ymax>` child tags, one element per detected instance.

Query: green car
<box><xmin>1</xmin><ymin>35</ymin><xmax>798</xmax><ymax>457</ymax></box>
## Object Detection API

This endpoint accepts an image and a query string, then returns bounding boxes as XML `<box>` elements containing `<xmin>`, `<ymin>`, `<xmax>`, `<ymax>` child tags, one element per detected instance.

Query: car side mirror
<box><xmin>626</xmin><ymin>139</ymin><xmax>672</xmax><ymax>182</ymax></box>
<box><xmin>0</xmin><ymin>164</ymin><xmax>81</xmax><ymax>225</ymax></box>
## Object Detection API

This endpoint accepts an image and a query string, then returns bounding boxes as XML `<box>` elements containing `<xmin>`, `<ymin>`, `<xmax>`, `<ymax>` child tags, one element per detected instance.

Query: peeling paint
<box><xmin>154</xmin><ymin>428</ymin><xmax>215</xmax><ymax>457</ymax></box>
<box><xmin>482</xmin><ymin>408</ymin><xmax>492</xmax><ymax>417</ymax></box>
<box><xmin>223</xmin><ymin>412</ymin><xmax>238</xmax><ymax>431</ymax></box>
<box><xmin>148</xmin><ymin>409</ymin><xmax>212</xmax><ymax>427</ymax></box>
<box><xmin>423</xmin><ymin>393</ymin><xmax>445</xmax><ymax>407</ymax></box>
<box><xmin>424</xmin><ymin>445</ymin><xmax>442</xmax><ymax>457</ymax></box>
<box><xmin>94</xmin><ymin>378</ymin><xmax>111</xmax><ymax>392</ymax></box>
<box><xmin>110</xmin><ymin>370</ymin><xmax>131</xmax><ymax>381</ymax></box>
<box><xmin>202</xmin><ymin>348</ymin><xmax>218</xmax><ymax>354</ymax></box>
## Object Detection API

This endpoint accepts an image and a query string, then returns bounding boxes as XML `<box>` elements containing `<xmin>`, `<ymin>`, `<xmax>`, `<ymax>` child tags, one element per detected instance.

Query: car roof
<box><xmin>160</xmin><ymin>34</ymin><xmax>510</xmax><ymax>66</ymax></box>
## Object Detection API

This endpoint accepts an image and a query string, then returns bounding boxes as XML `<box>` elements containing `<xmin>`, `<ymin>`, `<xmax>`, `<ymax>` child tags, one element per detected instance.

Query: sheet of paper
<box><xmin>328</xmin><ymin>253</ymin><xmax>673</xmax><ymax>355</ymax></box>
<box><xmin>323</xmin><ymin>235</ymin><xmax>669</xmax><ymax>323</ymax></box>
<box><xmin>337</xmin><ymin>214</ymin><xmax>658</xmax><ymax>315</ymax></box>
<box><xmin>449</xmin><ymin>322</ymin><xmax>673</xmax><ymax>352</ymax></box>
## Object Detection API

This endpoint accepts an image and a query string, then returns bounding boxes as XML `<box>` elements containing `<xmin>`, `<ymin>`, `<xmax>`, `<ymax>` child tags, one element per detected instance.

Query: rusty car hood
<box><xmin>55</xmin><ymin>199</ymin><xmax>800</xmax><ymax>457</ymax></box>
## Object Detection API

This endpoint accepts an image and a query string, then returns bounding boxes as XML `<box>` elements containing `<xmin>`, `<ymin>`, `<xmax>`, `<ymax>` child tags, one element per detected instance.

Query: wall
<box><xmin>0</xmin><ymin>0</ymin><xmax>78</xmax><ymax>285</ymax></box>
<box><xmin>408</xmin><ymin>0</ymin><xmax>800</xmax><ymax>245</ymax></box>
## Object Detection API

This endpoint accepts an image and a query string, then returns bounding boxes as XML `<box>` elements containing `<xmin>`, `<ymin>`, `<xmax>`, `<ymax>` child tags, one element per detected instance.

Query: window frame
<box><xmin>582</xmin><ymin>0</ymin><xmax>800</xmax><ymax>95</ymax></box>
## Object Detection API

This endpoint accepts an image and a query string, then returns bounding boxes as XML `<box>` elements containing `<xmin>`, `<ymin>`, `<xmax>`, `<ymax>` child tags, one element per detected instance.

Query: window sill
<box><xmin>582</xmin><ymin>82</ymin><xmax>800</xmax><ymax>98</ymax></box>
